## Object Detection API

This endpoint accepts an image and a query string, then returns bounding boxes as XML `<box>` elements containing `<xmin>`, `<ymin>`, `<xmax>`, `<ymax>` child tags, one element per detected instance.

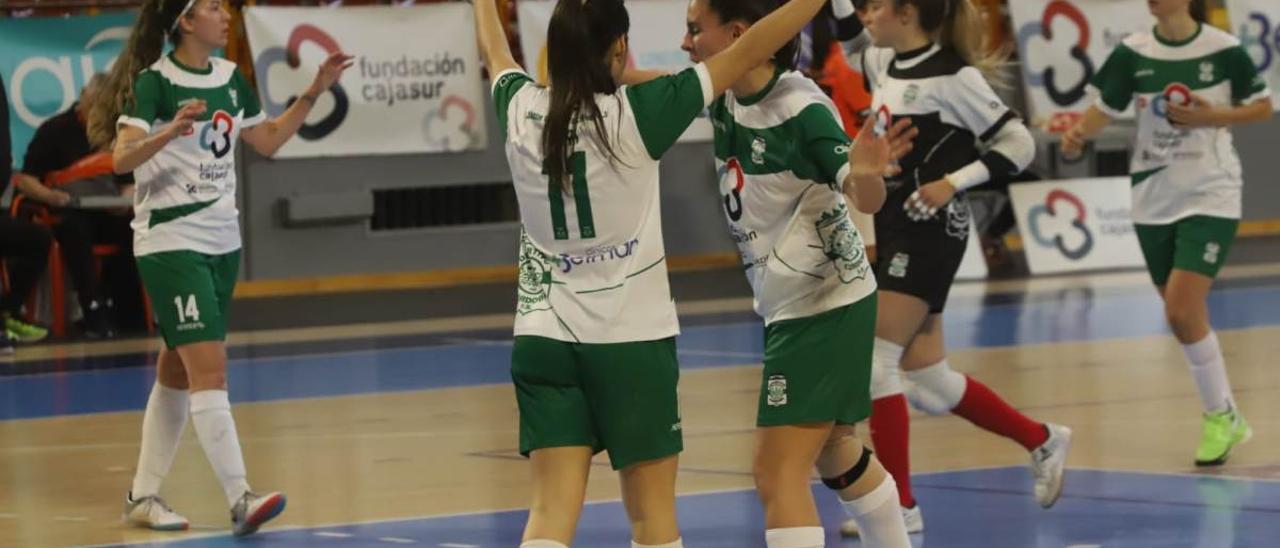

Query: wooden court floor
<box><xmin>2</xmin><ymin>267</ymin><xmax>1279</xmax><ymax>546</ymax></box>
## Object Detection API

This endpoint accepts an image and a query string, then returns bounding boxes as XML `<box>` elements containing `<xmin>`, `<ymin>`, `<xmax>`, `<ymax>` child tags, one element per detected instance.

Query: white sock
<box><xmin>840</xmin><ymin>476</ymin><xmax>911</xmax><ymax>548</ymax></box>
<box><xmin>765</xmin><ymin>527</ymin><xmax>824</xmax><ymax>548</ymax></box>
<box><xmin>520</xmin><ymin>541</ymin><xmax>570</xmax><ymax>548</ymax></box>
<box><xmin>190</xmin><ymin>390</ymin><xmax>251</xmax><ymax>507</ymax></box>
<box><xmin>871</xmin><ymin>338</ymin><xmax>906</xmax><ymax>399</ymax></box>
<box><xmin>1182</xmin><ymin>332</ymin><xmax>1235</xmax><ymax>414</ymax></box>
<box><xmin>633</xmin><ymin>539</ymin><xmax>683</xmax><ymax>548</ymax></box>
<box><xmin>130</xmin><ymin>383</ymin><xmax>189</xmax><ymax>498</ymax></box>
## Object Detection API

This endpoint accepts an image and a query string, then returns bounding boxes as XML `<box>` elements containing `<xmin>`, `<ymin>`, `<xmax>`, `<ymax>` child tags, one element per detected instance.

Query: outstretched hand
<box><xmin>850</xmin><ymin>116</ymin><xmax>915</xmax><ymax>179</ymax></box>
<box><xmin>309</xmin><ymin>52</ymin><xmax>355</xmax><ymax>95</ymax></box>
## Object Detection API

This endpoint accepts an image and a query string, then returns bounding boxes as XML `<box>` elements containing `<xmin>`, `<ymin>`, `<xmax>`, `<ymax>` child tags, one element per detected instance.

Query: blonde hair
<box><xmin>897</xmin><ymin>0</ymin><xmax>1010</xmax><ymax>86</ymax></box>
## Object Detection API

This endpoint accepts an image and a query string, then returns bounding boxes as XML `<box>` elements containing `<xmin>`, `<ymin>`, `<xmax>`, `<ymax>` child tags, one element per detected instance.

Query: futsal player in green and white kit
<box><xmin>88</xmin><ymin>0</ymin><xmax>351</xmax><ymax>536</ymax></box>
<box><xmin>474</xmin><ymin>0</ymin><xmax>852</xmax><ymax>545</ymax></box>
<box><xmin>681</xmin><ymin>0</ymin><xmax>917</xmax><ymax>545</ymax></box>
<box><xmin>1063</xmin><ymin>0</ymin><xmax>1272</xmax><ymax>466</ymax></box>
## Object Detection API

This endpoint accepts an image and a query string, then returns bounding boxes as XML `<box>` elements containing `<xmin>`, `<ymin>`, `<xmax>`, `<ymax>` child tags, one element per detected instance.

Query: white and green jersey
<box><xmin>118</xmin><ymin>54</ymin><xmax>264</xmax><ymax>256</ymax></box>
<box><xmin>1091</xmin><ymin>25</ymin><xmax>1270</xmax><ymax>224</ymax></box>
<box><xmin>493</xmin><ymin>65</ymin><xmax>714</xmax><ymax>344</ymax></box>
<box><xmin>710</xmin><ymin>70</ymin><xmax>874</xmax><ymax>325</ymax></box>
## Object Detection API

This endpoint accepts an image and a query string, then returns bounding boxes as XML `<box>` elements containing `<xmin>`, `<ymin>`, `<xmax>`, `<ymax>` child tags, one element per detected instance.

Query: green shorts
<box><xmin>757</xmin><ymin>294</ymin><xmax>876</xmax><ymax>427</ymax></box>
<box><xmin>136</xmin><ymin>250</ymin><xmax>240</xmax><ymax>349</ymax></box>
<box><xmin>1135</xmin><ymin>216</ymin><xmax>1238</xmax><ymax>286</ymax></box>
<box><xmin>511</xmin><ymin>336</ymin><xmax>682</xmax><ymax>470</ymax></box>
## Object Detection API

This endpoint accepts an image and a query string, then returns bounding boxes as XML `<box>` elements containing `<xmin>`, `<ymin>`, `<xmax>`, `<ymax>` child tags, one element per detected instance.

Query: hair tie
<box><xmin>169</xmin><ymin>0</ymin><xmax>196</xmax><ymax>34</ymax></box>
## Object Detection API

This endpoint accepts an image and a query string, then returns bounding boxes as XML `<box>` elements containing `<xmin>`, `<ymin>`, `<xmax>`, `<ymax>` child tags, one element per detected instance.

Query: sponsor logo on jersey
<box><xmin>874</xmin><ymin>105</ymin><xmax>892</xmax><ymax>137</ymax></box>
<box><xmin>199</xmin><ymin>110</ymin><xmax>236</xmax><ymax>159</ymax></box>
<box><xmin>720</xmin><ymin>157</ymin><xmax>746</xmax><ymax>222</ymax></box>
<box><xmin>516</xmin><ymin>231</ymin><xmax>554</xmax><ymax>316</ymax></box>
<box><xmin>1140</xmin><ymin>83</ymin><xmax>1194</xmax><ymax>120</ymax></box>
<box><xmin>229</xmin><ymin>87</ymin><xmax>238</xmax><ymax>108</ymax></box>
<box><xmin>766</xmin><ymin>375</ymin><xmax>788</xmax><ymax>407</ymax></box>
<box><xmin>1027</xmin><ymin>189</ymin><xmax>1095</xmax><ymax>261</ymax></box>
<box><xmin>1135</xmin><ymin>69</ymin><xmax>1156</xmax><ymax>78</ymax></box>
<box><xmin>557</xmin><ymin>239</ymin><xmax>639</xmax><ymax>274</ymax></box>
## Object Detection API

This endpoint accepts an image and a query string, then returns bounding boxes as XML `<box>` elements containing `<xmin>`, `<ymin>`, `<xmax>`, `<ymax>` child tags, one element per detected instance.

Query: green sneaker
<box><xmin>5</xmin><ymin>315</ymin><xmax>48</xmax><ymax>343</ymax></box>
<box><xmin>1195</xmin><ymin>408</ymin><xmax>1252</xmax><ymax>466</ymax></box>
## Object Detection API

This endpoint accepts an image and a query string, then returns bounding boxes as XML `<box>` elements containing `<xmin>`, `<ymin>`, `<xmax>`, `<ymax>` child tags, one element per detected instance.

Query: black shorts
<box><xmin>874</xmin><ymin>184</ymin><xmax>971</xmax><ymax>313</ymax></box>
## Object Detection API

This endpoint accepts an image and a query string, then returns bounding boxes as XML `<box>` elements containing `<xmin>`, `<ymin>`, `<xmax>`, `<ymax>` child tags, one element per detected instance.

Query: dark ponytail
<box><xmin>1190</xmin><ymin>0</ymin><xmax>1208</xmax><ymax>23</ymax></box>
<box><xmin>706</xmin><ymin>0</ymin><xmax>799</xmax><ymax>70</ymax></box>
<box><xmin>88</xmin><ymin>0</ymin><xmax>191</xmax><ymax>148</ymax></box>
<box><xmin>542</xmin><ymin>0</ymin><xmax>629</xmax><ymax>188</ymax></box>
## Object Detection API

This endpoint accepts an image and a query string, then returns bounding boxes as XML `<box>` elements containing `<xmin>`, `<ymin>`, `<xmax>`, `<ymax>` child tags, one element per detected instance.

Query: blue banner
<box><xmin>1</xmin><ymin>12</ymin><xmax>135</xmax><ymax>171</ymax></box>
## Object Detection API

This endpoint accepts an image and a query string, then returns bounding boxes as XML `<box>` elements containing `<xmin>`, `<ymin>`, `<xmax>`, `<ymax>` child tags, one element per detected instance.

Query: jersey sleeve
<box><xmin>492</xmin><ymin>69</ymin><xmax>534</xmax><ymax>138</ymax></box>
<box><xmin>1089</xmin><ymin>43</ymin><xmax>1137</xmax><ymax>117</ymax></box>
<box><xmin>625</xmin><ymin>63</ymin><xmax>715</xmax><ymax>160</ymax></box>
<box><xmin>118</xmin><ymin>70</ymin><xmax>163</xmax><ymax>133</ymax></box>
<box><xmin>232</xmin><ymin>69</ymin><xmax>265</xmax><ymax>128</ymax></box>
<box><xmin>1225</xmin><ymin>45</ymin><xmax>1270</xmax><ymax>105</ymax></box>
<box><xmin>948</xmin><ymin>67</ymin><xmax>1017</xmax><ymax>142</ymax></box>
<box><xmin>798</xmin><ymin>104</ymin><xmax>853</xmax><ymax>188</ymax></box>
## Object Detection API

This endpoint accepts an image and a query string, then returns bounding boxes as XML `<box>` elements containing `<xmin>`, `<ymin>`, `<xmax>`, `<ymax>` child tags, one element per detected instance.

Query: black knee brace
<box><xmin>822</xmin><ymin>446</ymin><xmax>873</xmax><ymax>490</ymax></box>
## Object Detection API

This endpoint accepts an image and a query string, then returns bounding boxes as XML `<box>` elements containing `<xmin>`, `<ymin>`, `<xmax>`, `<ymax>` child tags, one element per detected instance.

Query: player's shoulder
<box><xmin>770</xmin><ymin>71</ymin><xmax>837</xmax><ymax>114</ymax></box>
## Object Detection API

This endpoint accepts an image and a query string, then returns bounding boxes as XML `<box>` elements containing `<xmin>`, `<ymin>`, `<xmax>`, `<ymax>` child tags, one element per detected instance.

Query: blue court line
<box><xmin>102</xmin><ymin>467</ymin><xmax>1280</xmax><ymax>547</ymax></box>
<box><xmin>4</xmin><ymin>282</ymin><xmax>1280</xmax><ymax>421</ymax></box>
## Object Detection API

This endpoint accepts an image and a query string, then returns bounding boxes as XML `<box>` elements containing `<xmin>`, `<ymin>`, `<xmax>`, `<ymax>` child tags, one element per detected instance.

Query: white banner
<box><xmin>1227</xmin><ymin>0</ymin><xmax>1280</xmax><ymax>110</ymax></box>
<box><xmin>244</xmin><ymin>5</ymin><xmax>487</xmax><ymax>158</ymax></box>
<box><xmin>516</xmin><ymin>0</ymin><xmax>712</xmax><ymax>142</ymax></box>
<box><xmin>1010</xmin><ymin>178</ymin><xmax>1145</xmax><ymax>275</ymax></box>
<box><xmin>1009</xmin><ymin>0</ymin><xmax>1152</xmax><ymax>132</ymax></box>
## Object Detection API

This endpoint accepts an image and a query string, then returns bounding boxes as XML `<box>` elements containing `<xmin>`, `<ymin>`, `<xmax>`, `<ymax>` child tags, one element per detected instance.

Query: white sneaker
<box><xmin>231</xmin><ymin>490</ymin><xmax>287</xmax><ymax>537</ymax></box>
<box><xmin>123</xmin><ymin>493</ymin><xmax>189</xmax><ymax>531</ymax></box>
<box><xmin>840</xmin><ymin>504</ymin><xmax>924</xmax><ymax>537</ymax></box>
<box><xmin>1031</xmin><ymin>423</ymin><xmax>1072</xmax><ymax>508</ymax></box>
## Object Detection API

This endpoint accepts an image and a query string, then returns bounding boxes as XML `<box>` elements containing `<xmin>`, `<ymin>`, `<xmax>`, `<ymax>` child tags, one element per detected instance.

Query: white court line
<box><xmin>52</xmin><ymin>516</ymin><xmax>89</xmax><ymax>522</ymax></box>
<box><xmin>315</xmin><ymin>532</ymin><xmax>354</xmax><ymax>538</ymax></box>
<box><xmin>379</xmin><ymin>537</ymin><xmax>417</xmax><ymax>544</ymax></box>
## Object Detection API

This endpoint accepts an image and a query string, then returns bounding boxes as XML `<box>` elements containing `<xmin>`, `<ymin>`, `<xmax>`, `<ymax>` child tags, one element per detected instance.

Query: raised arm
<box><xmin>241</xmin><ymin>52</ymin><xmax>353</xmax><ymax>158</ymax></box>
<box><xmin>474</xmin><ymin>0</ymin><xmax>522</xmax><ymax>76</ymax></box>
<box><xmin>702</xmin><ymin>0</ymin><xmax>825</xmax><ymax>97</ymax></box>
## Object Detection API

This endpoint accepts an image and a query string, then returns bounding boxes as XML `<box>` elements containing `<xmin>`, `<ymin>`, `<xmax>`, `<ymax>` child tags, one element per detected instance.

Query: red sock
<box><xmin>870</xmin><ymin>394</ymin><xmax>914</xmax><ymax>508</ymax></box>
<box><xmin>952</xmin><ymin>376</ymin><xmax>1049</xmax><ymax>451</ymax></box>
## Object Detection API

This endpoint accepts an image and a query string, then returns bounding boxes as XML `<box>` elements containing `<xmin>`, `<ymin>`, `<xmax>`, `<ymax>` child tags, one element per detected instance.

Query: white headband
<box><xmin>168</xmin><ymin>0</ymin><xmax>196</xmax><ymax>34</ymax></box>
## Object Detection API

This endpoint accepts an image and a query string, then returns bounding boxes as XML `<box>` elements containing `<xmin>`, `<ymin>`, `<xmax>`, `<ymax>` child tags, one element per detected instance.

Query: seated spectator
<box><xmin>13</xmin><ymin>74</ymin><xmax>140</xmax><ymax>338</ymax></box>
<box><xmin>1</xmin><ymin>74</ymin><xmax>53</xmax><ymax>350</ymax></box>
